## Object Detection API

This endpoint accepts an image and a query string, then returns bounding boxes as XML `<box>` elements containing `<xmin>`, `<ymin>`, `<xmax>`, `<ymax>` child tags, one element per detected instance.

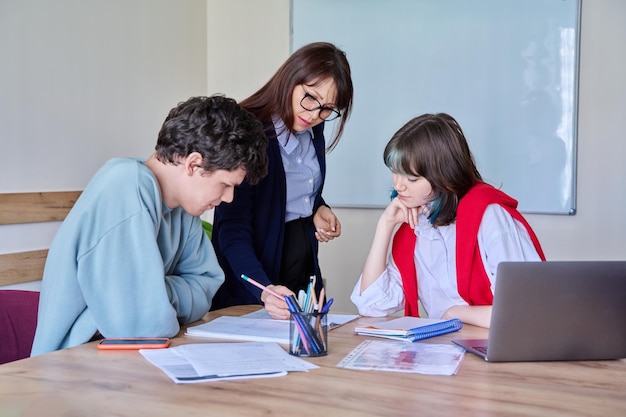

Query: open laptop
<box><xmin>452</xmin><ymin>261</ymin><xmax>626</xmax><ymax>362</ymax></box>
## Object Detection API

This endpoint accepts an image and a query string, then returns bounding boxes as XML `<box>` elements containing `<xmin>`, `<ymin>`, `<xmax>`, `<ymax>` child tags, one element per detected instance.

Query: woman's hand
<box><xmin>313</xmin><ymin>205</ymin><xmax>341</xmax><ymax>242</ymax></box>
<box><xmin>261</xmin><ymin>284</ymin><xmax>295</xmax><ymax>320</ymax></box>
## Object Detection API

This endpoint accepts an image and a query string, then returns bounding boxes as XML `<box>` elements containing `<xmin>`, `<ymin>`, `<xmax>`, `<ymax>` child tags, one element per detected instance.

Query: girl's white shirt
<box><xmin>350</xmin><ymin>204</ymin><xmax>542</xmax><ymax>318</ymax></box>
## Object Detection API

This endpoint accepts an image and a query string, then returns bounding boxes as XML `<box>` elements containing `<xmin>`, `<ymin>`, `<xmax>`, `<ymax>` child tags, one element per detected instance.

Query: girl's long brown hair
<box><xmin>384</xmin><ymin>113</ymin><xmax>483</xmax><ymax>226</ymax></box>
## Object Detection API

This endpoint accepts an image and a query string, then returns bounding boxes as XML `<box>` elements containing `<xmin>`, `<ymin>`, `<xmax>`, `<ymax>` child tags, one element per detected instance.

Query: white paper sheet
<box><xmin>242</xmin><ymin>308</ymin><xmax>359</xmax><ymax>330</ymax></box>
<box><xmin>140</xmin><ymin>342</ymin><xmax>317</xmax><ymax>384</ymax></box>
<box><xmin>186</xmin><ymin>316</ymin><xmax>291</xmax><ymax>344</ymax></box>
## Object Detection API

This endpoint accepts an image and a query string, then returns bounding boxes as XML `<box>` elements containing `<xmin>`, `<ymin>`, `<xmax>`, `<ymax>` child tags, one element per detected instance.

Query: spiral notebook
<box><xmin>354</xmin><ymin>317</ymin><xmax>463</xmax><ymax>342</ymax></box>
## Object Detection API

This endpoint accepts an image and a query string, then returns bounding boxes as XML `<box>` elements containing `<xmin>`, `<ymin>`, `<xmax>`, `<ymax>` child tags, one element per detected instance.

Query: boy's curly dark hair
<box><xmin>155</xmin><ymin>95</ymin><xmax>268</xmax><ymax>184</ymax></box>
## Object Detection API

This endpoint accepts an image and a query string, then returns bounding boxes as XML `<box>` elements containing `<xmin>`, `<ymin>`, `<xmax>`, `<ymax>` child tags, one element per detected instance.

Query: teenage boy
<box><xmin>31</xmin><ymin>95</ymin><xmax>268</xmax><ymax>355</ymax></box>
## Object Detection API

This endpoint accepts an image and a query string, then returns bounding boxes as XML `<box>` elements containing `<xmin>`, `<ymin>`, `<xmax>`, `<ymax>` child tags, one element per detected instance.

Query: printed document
<box><xmin>140</xmin><ymin>342</ymin><xmax>317</xmax><ymax>383</ymax></box>
<box><xmin>337</xmin><ymin>339</ymin><xmax>465</xmax><ymax>376</ymax></box>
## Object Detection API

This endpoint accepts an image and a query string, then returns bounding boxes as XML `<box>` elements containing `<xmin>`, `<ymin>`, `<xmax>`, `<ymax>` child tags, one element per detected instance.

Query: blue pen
<box><xmin>286</xmin><ymin>295</ymin><xmax>323</xmax><ymax>354</ymax></box>
<box><xmin>285</xmin><ymin>294</ymin><xmax>302</xmax><ymax>313</ymax></box>
<box><xmin>321</xmin><ymin>297</ymin><xmax>334</xmax><ymax>313</ymax></box>
<box><xmin>285</xmin><ymin>295</ymin><xmax>313</xmax><ymax>353</ymax></box>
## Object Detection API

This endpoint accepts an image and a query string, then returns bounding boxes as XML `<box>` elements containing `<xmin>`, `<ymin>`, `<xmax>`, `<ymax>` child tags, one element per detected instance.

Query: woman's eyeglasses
<box><xmin>300</xmin><ymin>93</ymin><xmax>341</xmax><ymax>121</ymax></box>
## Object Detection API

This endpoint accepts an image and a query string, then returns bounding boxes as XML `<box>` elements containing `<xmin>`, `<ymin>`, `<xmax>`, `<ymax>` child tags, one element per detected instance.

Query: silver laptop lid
<box><xmin>486</xmin><ymin>261</ymin><xmax>626</xmax><ymax>362</ymax></box>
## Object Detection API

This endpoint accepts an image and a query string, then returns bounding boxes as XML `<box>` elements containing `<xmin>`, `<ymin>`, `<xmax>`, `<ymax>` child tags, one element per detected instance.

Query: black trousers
<box><xmin>279</xmin><ymin>217</ymin><xmax>315</xmax><ymax>294</ymax></box>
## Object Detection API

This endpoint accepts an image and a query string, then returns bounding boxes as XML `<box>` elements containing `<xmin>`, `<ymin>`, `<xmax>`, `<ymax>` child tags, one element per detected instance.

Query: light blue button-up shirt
<box><xmin>274</xmin><ymin>117</ymin><xmax>322</xmax><ymax>222</ymax></box>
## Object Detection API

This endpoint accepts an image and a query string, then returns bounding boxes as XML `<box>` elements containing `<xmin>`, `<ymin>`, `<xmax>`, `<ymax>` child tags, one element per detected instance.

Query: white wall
<box><xmin>2</xmin><ymin>1</ymin><xmax>625</xmax><ymax>313</ymax></box>
<box><xmin>0</xmin><ymin>0</ymin><xmax>207</xmax><ymax>192</ymax></box>
<box><xmin>206</xmin><ymin>0</ymin><xmax>290</xmax><ymax>101</ymax></box>
<box><xmin>0</xmin><ymin>0</ymin><xmax>207</xmax><ymax>288</ymax></box>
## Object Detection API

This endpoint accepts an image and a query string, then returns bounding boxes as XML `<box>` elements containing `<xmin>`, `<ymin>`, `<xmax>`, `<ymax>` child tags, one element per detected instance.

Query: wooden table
<box><xmin>1</xmin><ymin>305</ymin><xmax>625</xmax><ymax>416</ymax></box>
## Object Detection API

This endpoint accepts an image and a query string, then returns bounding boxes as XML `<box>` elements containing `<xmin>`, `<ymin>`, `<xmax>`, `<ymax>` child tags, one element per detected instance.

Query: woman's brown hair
<box><xmin>239</xmin><ymin>42</ymin><xmax>353</xmax><ymax>151</ymax></box>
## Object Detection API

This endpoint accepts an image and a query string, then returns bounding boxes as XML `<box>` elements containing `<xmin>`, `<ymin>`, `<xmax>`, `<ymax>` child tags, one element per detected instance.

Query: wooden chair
<box><xmin>0</xmin><ymin>191</ymin><xmax>80</xmax><ymax>363</ymax></box>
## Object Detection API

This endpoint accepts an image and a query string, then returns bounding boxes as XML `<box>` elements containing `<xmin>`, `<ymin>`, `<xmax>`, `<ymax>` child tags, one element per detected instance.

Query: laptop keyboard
<box><xmin>475</xmin><ymin>346</ymin><xmax>488</xmax><ymax>355</ymax></box>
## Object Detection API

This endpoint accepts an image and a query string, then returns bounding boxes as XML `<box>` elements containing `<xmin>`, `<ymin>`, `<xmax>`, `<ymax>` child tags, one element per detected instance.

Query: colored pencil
<box><xmin>240</xmin><ymin>274</ymin><xmax>283</xmax><ymax>300</ymax></box>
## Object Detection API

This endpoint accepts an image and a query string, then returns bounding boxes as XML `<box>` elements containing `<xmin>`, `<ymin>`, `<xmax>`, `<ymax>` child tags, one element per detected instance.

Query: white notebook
<box><xmin>186</xmin><ymin>316</ymin><xmax>291</xmax><ymax>344</ymax></box>
<box><xmin>186</xmin><ymin>311</ymin><xmax>360</xmax><ymax>344</ymax></box>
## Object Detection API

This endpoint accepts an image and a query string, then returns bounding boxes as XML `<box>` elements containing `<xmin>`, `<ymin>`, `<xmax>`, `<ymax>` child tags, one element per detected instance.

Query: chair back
<box><xmin>0</xmin><ymin>290</ymin><xmax>40</xmax><ymax>364</ymax></box>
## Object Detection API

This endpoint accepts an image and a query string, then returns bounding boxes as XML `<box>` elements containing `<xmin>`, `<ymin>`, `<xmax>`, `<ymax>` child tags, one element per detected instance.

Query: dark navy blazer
<box><xmin>211</xmin><ymin>121</ymin><xmax>327</xmax><ymax>309</ymax></box>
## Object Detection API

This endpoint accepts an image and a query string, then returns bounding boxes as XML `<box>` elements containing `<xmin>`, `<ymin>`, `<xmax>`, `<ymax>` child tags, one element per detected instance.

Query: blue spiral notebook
<box><xmin>354</xmin><ymin>317</ymin><xmax>463</xmax><ymax>342</ymax></box>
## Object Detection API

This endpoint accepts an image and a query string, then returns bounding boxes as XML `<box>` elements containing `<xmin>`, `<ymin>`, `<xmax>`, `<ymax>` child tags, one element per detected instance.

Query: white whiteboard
<box><xmin>292</xmin><ymin>0</ymin><xmax>580</xmax><ymax>214</ymax></box>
